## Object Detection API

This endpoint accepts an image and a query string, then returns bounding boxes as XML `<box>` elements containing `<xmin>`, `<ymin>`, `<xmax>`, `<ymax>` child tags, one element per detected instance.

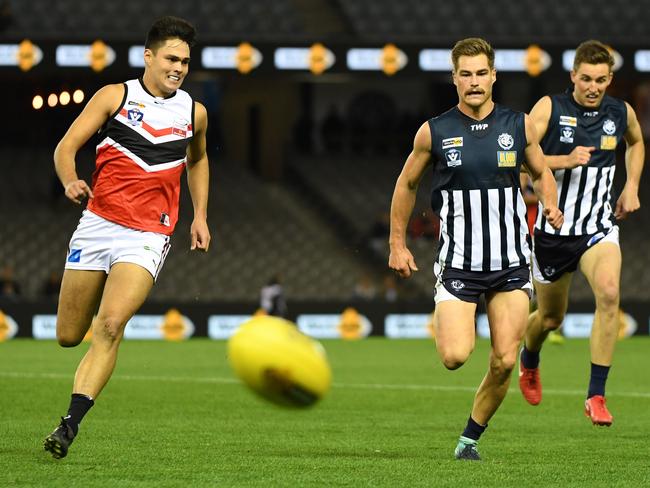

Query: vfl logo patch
<box><xmin>559</xmin><ymin>115</ymin><xmax>577</xmax><ymax>127</ymax></box>
<box><xmin>603</xmin><ymin>119</ymin><xmax>616</xmax><ymax>135</ymax></box>
<box><xmin>127</xmin><ymin>108</ymin><xmax>144</xmax><ymax>126</ymax></box>
<box><xmin>442</xmin><ymin>137</ymin><xmax>463</xmax><ymax>149</ymax></box>
<box><xmin>160</xmin><ymin>213</ymin><xmax>170</xmax><ymax>227</ymax></box>
<box><xmin>445</xmin><ymin>149</ymin><xmax>462</xmax><ymax>167</ymax></box>
<box><xmin>67</xmin><ymin>249</ymin><xmax>82</xmax><ymax>263</ymax></box>
<box><xmin>600</xmin><ymin>135</ymin><xmax>617</xmax><ymax>150</ymax></box>
<box><xmin>497</xmin><ymin>151</ymin><xmax>517</xmax><ymax>167</ymax></box>
<box><xmin>560</xmin><ymin>126</ymin><xmax>574</xmax><ymax>144</ymax></box>
<box><xmin>497</xmin><ymin>133</ymin><xmax>514</xmax><ymax>150</ymax></box>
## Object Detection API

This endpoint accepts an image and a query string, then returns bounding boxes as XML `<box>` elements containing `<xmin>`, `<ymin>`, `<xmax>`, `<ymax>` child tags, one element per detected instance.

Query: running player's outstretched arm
<box><xmin>529</xmin><ymin>96</ymin><xmax>594</xmax><ymax>170</ymax></box>
<box><xmin>186</xmin><ymin>102</ymin><xmax>211</xmax><ymax>252</ymax></box>
<box><xmin>54</xmin><ymin>84</ymin><xmax>123</xmax><ymax>204</ymax></box>
<box><xmin>615</xmin><ymin>102</ymin><xmax>645</xmax><ymax>219</ymax></box>
<box><xmin>389</xmin><ymin>122</ymin><xmax>432</xmax><ymax>278</ymax></box>
<box><xmin>522</xmin><ymin>114</ymin><xmax>564</xmax><ymax>230</ymax></box>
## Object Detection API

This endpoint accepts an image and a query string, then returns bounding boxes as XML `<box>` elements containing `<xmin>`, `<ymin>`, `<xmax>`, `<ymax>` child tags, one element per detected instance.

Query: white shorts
<box><xmin>65</xmin><ymin>210</ymin><xmax>171</xmax><ymax>280</ymax></box>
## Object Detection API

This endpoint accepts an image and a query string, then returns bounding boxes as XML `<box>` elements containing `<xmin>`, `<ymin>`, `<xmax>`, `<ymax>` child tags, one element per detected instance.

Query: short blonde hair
<box><xmin>451</xmin><ymin>38</ymin><xmax>495</xmax><ymax>71</ymax></box>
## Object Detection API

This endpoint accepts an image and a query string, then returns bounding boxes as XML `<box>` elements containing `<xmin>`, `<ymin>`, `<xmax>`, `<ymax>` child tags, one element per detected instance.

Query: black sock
<box><xmin>65</xmin><ymin>393</ymin><xmax>94</xmax><ymax>436</ymax></box>
<box><xmin>461</xmin><ymin>416</ymin><xmax>487</xmax><ymax>442</ymax></box>
<box><xmin>520</xmin><ymin>345</ymin><xmax>540</xmax><ymax>369</ymax></box>
<box><xmin>588</xmin><ymin>363</ymin><xmax>610</xmax><ymax>398</ymax></box>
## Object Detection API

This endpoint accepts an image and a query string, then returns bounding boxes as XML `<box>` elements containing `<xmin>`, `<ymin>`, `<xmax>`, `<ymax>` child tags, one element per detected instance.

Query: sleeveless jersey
<box><xmin>88</xmin><ymin>78</ymin><xmax>194</xmax><ymax>235</ymax></box>
<box><xmin>536</xmin><ymin>90</ymin><xmax>627</xmax><ymax>235</ymax></box>
<box><xmin>429</xmin><ymin>104</ymin><xmax>530</xmax><ymax>272</ymax></box>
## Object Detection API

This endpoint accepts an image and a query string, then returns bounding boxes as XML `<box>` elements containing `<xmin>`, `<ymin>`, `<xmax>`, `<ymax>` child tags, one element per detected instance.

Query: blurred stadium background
<box><xmin>0</xmin><ymin>0</ymin><xmax>648</xmax><ymax>337</ymax></box>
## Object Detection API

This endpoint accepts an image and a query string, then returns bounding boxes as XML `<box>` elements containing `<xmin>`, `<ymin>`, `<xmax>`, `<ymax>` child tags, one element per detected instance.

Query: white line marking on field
<box><xmin>1</xmin><ymin>371</ymin><xmax>648</xmax><ymax>399</ymax></box>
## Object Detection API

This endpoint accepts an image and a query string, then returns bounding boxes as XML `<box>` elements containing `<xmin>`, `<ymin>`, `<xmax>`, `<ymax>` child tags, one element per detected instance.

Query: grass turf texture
<box><xmin>1</xmin><ymin>337</ymin><xmax>649</xmax><ymax>487</ymax></box>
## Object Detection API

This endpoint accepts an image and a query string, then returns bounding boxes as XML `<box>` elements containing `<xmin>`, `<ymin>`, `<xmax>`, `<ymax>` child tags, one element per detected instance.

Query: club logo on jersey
<box><xmin>560</xmin><ymin>126</ymin><xmax>574</xmax><ymax>143</ymax></box>
<box><xmin>127</xmin><ymin>100</ymin><xmax>146</xmax><ymax>108</ymax></box>
<box><xmin>160</xmin><ymin>213</ymin><xmax>170</xmax><ymax>227</ymax></box>
<box><xmin>470</xmin><ymin>123</ymin><xmax>488</xmax><ymax>131</ymax></box>
<box><xmin>559</xmin><ymin>115</ymin><xmax>577</xmax><ymax>127</ymax></box>
<box><xmin>603</xmin><ymin>119</ymin><xmax>616</xmax><ymax>135</ymax></box>
<box><xmin>600</xmin><ymin>135</ymin><xmax>617</xmax><ymax>150</ymax></box>
<box><xmin>444</xmin><ymin>148</ymin><xmax>462</xmax><ymax>167</ymax></box>
<box><xmin>127</xmin><ymin>108</ymin><xmax>144</xmax><ymax>126</ymax></box>
<box><xmin>67</xmin><ymin>248</ymin><xmax>82</xmax><ymax>263</ymax></box>
<box><xmin>449</xmin><ymin>280</ymin><xmax>465</xmax><ymax>291</ymax></box>
<box><xmin>497</xmin><ymin>133</ymin><xmax>514</xmax><ymax>150</ymax></box>
<box><xmin>442</xmin><ymin>137</ymin><xmax>463</xmax><ymax>149</ymax></box>
<box><xmin>497</xmin><ymin>151</ymin><xmax>517</xmax><ymax>167</ymax></box>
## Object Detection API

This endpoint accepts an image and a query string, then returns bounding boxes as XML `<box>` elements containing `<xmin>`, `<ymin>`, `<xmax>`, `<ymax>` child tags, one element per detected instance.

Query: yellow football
<box><xmin>227</xmin><ymin>316</ymin><xmax>332</xmax><ymax>407</ymax></box>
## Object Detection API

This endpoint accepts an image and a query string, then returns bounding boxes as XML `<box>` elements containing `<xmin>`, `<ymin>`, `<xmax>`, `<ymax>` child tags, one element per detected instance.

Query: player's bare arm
<box><xmin>615</xmin><ymin>102</ymin><xmax>645</xmax><ymax>219</ymax></box>
<box><xmin>186</xmin><ymin>101</ymin><xmax>211</xmax><ymax>251</ymax></box>
<box><xmin>389</xmin><ymin>122</ymin><xmax>432</xmax><ymax>278</ymax></box>
<box><xmin>522</xmin><ymin>114</ymin><xmax>564</xmax><ymax>229</ymax></box>
<box><xmin>529</xmin><ymin>95</ymin><xmax>594</xmax><ymax>170</ymax></box>
<box><xmin>54</xmin><ymin>83</ymin><xmax>124</xmax><ymax>204</ymax></box>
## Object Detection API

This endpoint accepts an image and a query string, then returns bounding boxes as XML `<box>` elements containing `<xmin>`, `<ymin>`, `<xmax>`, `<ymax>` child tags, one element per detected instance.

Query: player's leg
<box><xmin>433</xmin><ymin>299</ymin><xmax>483</xmax><ymax>461</ymax></box>
<box><xmin>55</xmin><ymin>269</ymin><xmax>107</xmax><ymax>346</ymax></box>
<box><xmin>45</xmin><ymin>263</ymin><xmax>154</xmax><ymax>459</ymax></box>
<box><xmin>473</xmin><ymin>289</ymin><xmax>529</xmax><ymax>423</ymax></box>
<box><xmin>74</xmin><ymin>262</ymin><xmax>154</xmax><ymax>399</ymax></box>
<box><xmin>579</xmin><ymin>240</ymin><xmax>621</xmax><ymax>426</ymax></box>
<box><xmin>519</xmin><ymin>273</ymin><xmax>572</xmax><ymax>405</ymax></box>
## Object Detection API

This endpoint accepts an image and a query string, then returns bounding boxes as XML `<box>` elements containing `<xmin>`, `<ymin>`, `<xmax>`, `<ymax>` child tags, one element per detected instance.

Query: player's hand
<box><xmin>64</xmin><ymin>180</ymin><xmax>94</xmax><ymax>204</ymax></box>
<box><xmin>389</xmin><ymin>246</ymin><xmax>418</xmax><ymax>278</ymax></box>
<box><xmin>190</xmin><ymin>219</ymin><xmax>211</xmax><ymax>252</ymax></box>
<box><xmin>614</xmin><ymin>185</ymin><xmax>640</xmax><ymax>220</ymax></box>
<box><xmin>543</xmin><ymin>206</ymin><xmax>564</xmax><ymax>230</ymax></box>
<box><xmin>567</xmin><ymin>146</ymin><xmax>595</xmax><ymax>168</ymax></box>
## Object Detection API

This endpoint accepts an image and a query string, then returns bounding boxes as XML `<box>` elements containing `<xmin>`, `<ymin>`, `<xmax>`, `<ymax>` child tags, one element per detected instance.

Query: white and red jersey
<box><xmin>88</xmin><ymin>78</ymin><xmax>194</xmax><ymax>235</ymax></box>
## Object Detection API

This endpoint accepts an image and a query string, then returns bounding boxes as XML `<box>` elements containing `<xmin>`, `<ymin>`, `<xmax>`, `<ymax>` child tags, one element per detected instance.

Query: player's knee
<box><xmin>94</xmin><ymin>316</ymin><xmax>126</xmax><ymax>344</ymax></box>
<box><xmin>540</xmin><ymin>314</ymin><xmax>563</xmax><ymax>332</ymax></box>
<box><xmin>56</xmin><ymin>331</ymin><xmax>82</xmax><ymax>348</ymax></box>
<box><xmin>490</xmin><ymin>353</ymin><xmax>516</xmax><ymax>377</ymax></box>
<box><xmin>595</xmin><ymin>281</ymin><xmax>619</xmax><ymax>310</ymax></box>
<box><xmin>439</xmin><ymin>349</ymin><xmax>471</xmax><ymax>370</ymax></box>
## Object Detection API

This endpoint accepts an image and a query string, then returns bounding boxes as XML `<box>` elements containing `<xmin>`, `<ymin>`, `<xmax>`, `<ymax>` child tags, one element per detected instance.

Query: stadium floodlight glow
<box><xmin>59</xmin><ymin>91</ymin><xmax>71</xmax><ymax>106</ymax></box>
<box><xmin>419</xmin><ymin>49</ymin><xmax>452</xmax><ymax>71</ymax></box>
<box><xmin>0</xmin><ymin>40</ymin><xmax>43</xmax><ymax>71</ymax></box>
<box><xmin>56</xmin><ymin>42</ymin><xmax>116</xmax><ymax>71</ymax></box>
<box><xmin>32</xmin><ymin>95</ymin><xmax>44</xmax><ymax>110</ymax></box>
<box><xmin>47</xmin><ymin>93</ymin><xmax>58</xmax><ymax>108</ymax></box>
<box><xmin>494</xmin><ymin>47</ymin><xmax>552</xmax><ymax>75</ymax></box>
<box><xmin>347</xmin><ymin>44</ymin><xmax>408</xmax><ymax>75</ymax></box>
<box><xmin>72</xmin><ymin>89</ymin><xmax>85</xmax><ymax>104</ymax></box>
<box><xmin>274</xmin><ymin>44</ymin><xmax>335</xmax><ymax>74</ymax></box>
<box><xmin>634</xmin><ymin>50</ymin><xmax>650</xmax><ymax>71</ymax></box>
<box><xmin>201</xmin><ymin>43</ymin><xmax>263</xmax><ymax>74</ymax></box>
<box><xmin>128</xmin><ymin>45</ymin><xmax>145</xmax><ymax>67</ymax></box>
<box><xmin>563</xmin><ymin>48</ymin><xmax>623</xmax><ymax>72</ymax></box>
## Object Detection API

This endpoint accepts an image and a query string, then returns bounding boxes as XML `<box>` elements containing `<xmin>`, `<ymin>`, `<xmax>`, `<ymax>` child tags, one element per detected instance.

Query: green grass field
<box><xmin>1</xmin><ymin>337</ymin><xmax>649</xmax><ymax>487</ymax></box>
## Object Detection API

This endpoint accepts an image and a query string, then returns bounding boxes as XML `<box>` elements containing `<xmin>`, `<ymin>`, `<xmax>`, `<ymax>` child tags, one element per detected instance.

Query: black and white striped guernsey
<box><xmin>428</xmin><ymin>104</ymin><xmax>531</xmax><ymax>272</ymax></box>
<box><xmin>536</xmin><ymin>90</ymin><xmax>627</xmax><ymax>235</ymax></box>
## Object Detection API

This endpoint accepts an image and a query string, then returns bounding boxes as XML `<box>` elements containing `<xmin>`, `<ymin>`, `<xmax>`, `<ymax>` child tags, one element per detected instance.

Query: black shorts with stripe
<box><xmin>435</xmin><ymin>264</ymin><xmax>532</xmax><ymax>304</ymax></box>
<box><xmin>532</xmin><ymin>228</ymin><xmax>615</xmax><ymax>282</ymax></box>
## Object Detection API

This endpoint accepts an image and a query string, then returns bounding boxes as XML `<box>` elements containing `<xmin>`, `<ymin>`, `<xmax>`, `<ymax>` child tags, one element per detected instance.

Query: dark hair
<box><xmin>451</xmin><ymin>37</ymin><xmax>495</xmax><ymax>71</ymax></box>
<box><xmin>145</xmin><ymin>16</ymin><xmax>196</xmax><ymax>51</ymax></box>
<box><xmin>573</xmin><ymin>40</ymin><xmax>614</xmax><ymax>71</ymax></box>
